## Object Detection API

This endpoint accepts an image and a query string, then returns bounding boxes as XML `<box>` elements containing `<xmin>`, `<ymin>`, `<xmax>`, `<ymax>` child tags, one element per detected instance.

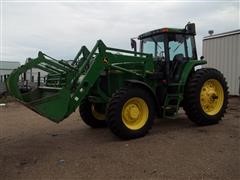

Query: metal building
<box><xmin>0</xmin><ymin>60</ymin><xmax>48</xmax><ymax>95</ymax></box>
<box><xmin>0</xmin><ymin>61</ymin><xmax>21</xmax><ymax>94</ymax></box>
<box><xmin>203</xmin><ymin>30</ymin><xmax>240</xmax><ymax>95</ymax></box>
<box><xmin>0</xmin><ymin>61</ymin><xmax>21</xmax><ymax>81</ymax></box>
<box><xmin>0</xmin><ymin>61</ymin><xmax>21</xmax><ymax>75</ymax></box>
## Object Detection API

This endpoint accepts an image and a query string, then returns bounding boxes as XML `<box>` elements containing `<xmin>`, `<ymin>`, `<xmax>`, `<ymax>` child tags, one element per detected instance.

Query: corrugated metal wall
<box><xmin>203</xmin><ymin>33</ymin><xmax>240</xmax><ymax>95</ymax></box>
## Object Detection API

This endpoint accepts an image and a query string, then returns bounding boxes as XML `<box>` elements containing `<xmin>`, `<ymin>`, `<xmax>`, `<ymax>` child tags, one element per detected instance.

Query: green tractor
<box><xmin>6</xmin><ymin>23</ymin><xmax>228</xmax><ymax>139</ymax></box>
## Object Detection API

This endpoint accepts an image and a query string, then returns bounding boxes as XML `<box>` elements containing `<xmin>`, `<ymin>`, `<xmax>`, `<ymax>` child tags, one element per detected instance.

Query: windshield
<box><xmin>168</xmin><ymin>34</ymin><xmax>186</xmax><ymax>61</ymax></box>
<box><xmin>168</xmin><ymin>34</ymin><xmax>197</xmax><ymax>60</ymax></box>
<box><xmin>141</xmin><ymin>34</ymin><xmax>165</xmax><ymax>59</ymax></box>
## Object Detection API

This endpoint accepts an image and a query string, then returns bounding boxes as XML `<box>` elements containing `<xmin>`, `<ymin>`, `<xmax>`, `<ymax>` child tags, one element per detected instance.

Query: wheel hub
<box><xmin>122</xmin><ymin>97</ymin><xmax>149</xmax><ymax>130</ymax></box>
<box><xmin>200</xmin><ymin>79</ymin><xmax>224</xmax><ymax>115</ymax></box>
<box><xmin>207</xmin><ymin>90</ymin><xmax>218</xmax><ymax>102</ymax></box>
<box><xmin>126</xmin><ymin>104</ymin><xmax>140</xmax><ymax>120</ymax></box>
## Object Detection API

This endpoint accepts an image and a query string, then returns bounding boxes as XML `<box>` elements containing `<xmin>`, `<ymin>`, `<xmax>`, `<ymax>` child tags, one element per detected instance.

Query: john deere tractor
<box><xmin>7</xmin><ymin>23</ymin><xmax>228</xmax><ymax>139</ymax></box>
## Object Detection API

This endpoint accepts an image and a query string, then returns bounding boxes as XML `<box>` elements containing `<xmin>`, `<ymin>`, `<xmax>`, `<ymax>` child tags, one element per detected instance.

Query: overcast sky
<box><xmin>1</xmin><ymin>0</ymin><xmax>239</xmax><ymax>64</ymax></box>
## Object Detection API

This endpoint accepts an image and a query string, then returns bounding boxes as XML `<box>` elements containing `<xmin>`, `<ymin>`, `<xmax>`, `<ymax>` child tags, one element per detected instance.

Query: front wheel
<box><xmin>183</xmin><ymin>68</ymin><xmax>228</xmax><ymax>125</ymax></box>
<box><xmin>107</xmin><ymin>86</ymin><xmax>155</xmax><ymax>139</ymax></box>
<box><xmin>79</xmin><ymin>100</ymin><xmax>107</xmax><ymax>128</ymax></box>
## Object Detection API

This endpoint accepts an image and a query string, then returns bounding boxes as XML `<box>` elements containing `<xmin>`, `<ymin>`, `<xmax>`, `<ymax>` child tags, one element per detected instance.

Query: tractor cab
<box><xmin>133</xmin><ymin>23</ymin><xmax>198</xmax><ymax>82</ymax></box>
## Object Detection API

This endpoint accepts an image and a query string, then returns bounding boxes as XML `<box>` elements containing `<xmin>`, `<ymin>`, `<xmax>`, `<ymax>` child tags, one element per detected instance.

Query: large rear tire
<box><xmin>79</xmin><ymin>100</ymin><xmax>107</xmax><ymax>128</ymax></box>
<box><xmin>107</xmin><ymin>86</ymin><xmax>155</xmax><ymax>139</ymax></box>
<box><xmin>183</xmin><ymin>68</ymin><xmax>228</xmax><ymax>125</ymax></box>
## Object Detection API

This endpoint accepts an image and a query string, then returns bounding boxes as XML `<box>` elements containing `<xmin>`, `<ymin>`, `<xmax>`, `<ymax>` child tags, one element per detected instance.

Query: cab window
<box><xmin>186</xmin><ymin>35</ymin><xmax>197</xmax><ymax>59</ymax></box>
<box><xmin>168</xmin><ymin>34</ymin><xmax>186</xmax><ymax>61</ymax></box>
<box><xmin>142</xmin><ymin>34</ymin><xmax>165</xmax><ymax>59</ymax></box>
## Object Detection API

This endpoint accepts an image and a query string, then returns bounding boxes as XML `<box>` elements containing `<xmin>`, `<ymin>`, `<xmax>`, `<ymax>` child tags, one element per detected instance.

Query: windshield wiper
<box><xmin>151</xmin><ymin>37</ymin><xmax>162</xmax><ymax>50</ymax></box>
<box><xmin>173</xmin><ymin>41</ymin><xmax>183</xmax><ymax>52</ymax></box>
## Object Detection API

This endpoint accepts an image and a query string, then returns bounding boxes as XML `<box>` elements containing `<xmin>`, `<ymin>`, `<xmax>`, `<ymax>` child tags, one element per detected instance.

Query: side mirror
<box><xmin>200</xmin><ymin>56</ymin><xmax>204</xmax><ymax>60</ymax></box>
<box><xmin>131</xmin><ymin>38</ymin><xmax>137</xmax><ymax>52</ymax></box>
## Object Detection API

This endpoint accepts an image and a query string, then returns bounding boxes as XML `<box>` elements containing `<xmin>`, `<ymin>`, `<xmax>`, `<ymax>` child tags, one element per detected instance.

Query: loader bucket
<box><xmin>6</xmin><ymin>52</ymin><xmax>77</xmax><ymax>122</ymax></box>
<box><xmin>22</xmin><ymin>88</ymin><xmax>71</xmax><ymax>122</ymax></box>
<box><xmin>7</xmin><ymin>40</ymin><xmax>114</xmax><ymax>123</ymax></box>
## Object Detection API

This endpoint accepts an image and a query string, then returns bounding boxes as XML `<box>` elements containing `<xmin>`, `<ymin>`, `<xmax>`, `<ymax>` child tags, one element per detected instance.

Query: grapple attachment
<box><xmin>6</xmin><ymin>41</ymin><xmax>106</xmax><ymax>122</ymax></box>
<box><xmin>6</xmin><ymin>51</ymin><xmax>78</xmax><ymax>122</ymax></box>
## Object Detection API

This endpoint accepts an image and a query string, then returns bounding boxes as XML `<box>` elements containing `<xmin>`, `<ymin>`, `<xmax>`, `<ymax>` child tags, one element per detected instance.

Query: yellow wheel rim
<box><xmin>91</xmin><ymin>105</ymin><xmax>105</xmax><ymax>120</ymax></box>
<box><xmin>200</xmin><ymin>79</ymin><xmax>224</xmax><ymax>115</ymax></box>
<box><xmin>121</xmin><ymin>97</ymin><xmax>149</xmax><ymax>130</ymax></box>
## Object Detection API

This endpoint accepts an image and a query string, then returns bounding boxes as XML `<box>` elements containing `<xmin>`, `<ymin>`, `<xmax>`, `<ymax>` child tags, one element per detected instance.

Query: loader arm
<box><xmin>7</xmin><ymin>40</ymin><xmax>152</xmax><ymax>123</ymax></box>
<box><xmin>6</xmin><ymin>40</ymin><xmax>110</xmax><ymax>122</ymax></box>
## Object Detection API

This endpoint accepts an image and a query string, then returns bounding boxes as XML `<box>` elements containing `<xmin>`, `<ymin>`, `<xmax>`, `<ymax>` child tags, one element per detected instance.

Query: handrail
<box><xmin>107</xmin><ymin>47</ymin><xmax>152</xmax><ymax>57</ymax></box>
<box><xmin>111</xmin><ymin>62</ymin><xmax>145</xmax><ymax>66</ymax></box>
<box><xmin>109</xmin><ymin>64</ymin><xmax>142</xmax><ymax>77</ymax></box>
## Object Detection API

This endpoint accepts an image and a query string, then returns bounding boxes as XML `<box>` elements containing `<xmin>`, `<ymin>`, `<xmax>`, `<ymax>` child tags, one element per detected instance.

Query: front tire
<box><xmin>183</xmin><ymin>68</ymin><xmax>228</xmax><ymax>125</ymax></box>
<box><xmin>79</xmin><ymin>100</ymin><xmax>107</xmax><ymax>128</ymax></box>
<box><xmin>107</xmin><ymin>86</ymin><xmax>155</xmax><ymax>139</ymax></box>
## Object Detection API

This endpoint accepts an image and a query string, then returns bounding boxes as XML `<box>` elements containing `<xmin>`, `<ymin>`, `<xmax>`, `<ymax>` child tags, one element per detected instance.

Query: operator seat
<box><xmin>170</xmin><ymin>53</ymin><xmax>187</xmax><ymax>82</ymax></box>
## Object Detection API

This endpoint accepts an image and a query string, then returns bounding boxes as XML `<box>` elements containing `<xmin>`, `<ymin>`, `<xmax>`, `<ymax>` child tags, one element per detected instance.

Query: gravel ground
<box><xmin>0</xmin><ymin>97</ymin><xmax>239</xmax><ymax>180</ymax></box>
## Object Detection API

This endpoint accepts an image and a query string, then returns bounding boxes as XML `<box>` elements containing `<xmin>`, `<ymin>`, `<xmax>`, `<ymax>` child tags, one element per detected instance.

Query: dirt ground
<box><xmin>0</xmin><ymin>97</ymin><xmax>239</xmax><ymax>180</ymax></box>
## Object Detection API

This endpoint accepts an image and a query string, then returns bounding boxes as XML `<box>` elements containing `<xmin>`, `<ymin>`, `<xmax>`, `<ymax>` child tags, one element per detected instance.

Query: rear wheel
<box><xmin>183</xmin><ymin>68</ymin><xmax>228</xmax><ymax>125</ymax></box>
<box><xmin>79</xmin><ymin>100</ymin><xmax>107</xmax><ymax>128</ymax></box>
<box><xmin>107</xmin><ymin>86</ymin><xmax>155</xmax><ymax>139</ymax></box>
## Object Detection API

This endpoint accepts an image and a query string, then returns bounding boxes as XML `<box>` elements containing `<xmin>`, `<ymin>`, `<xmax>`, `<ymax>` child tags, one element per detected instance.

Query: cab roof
<box><xmin>138</xmin><ymin>23</ymin><xmax>196</xmax><ymax>40</ymax></box>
